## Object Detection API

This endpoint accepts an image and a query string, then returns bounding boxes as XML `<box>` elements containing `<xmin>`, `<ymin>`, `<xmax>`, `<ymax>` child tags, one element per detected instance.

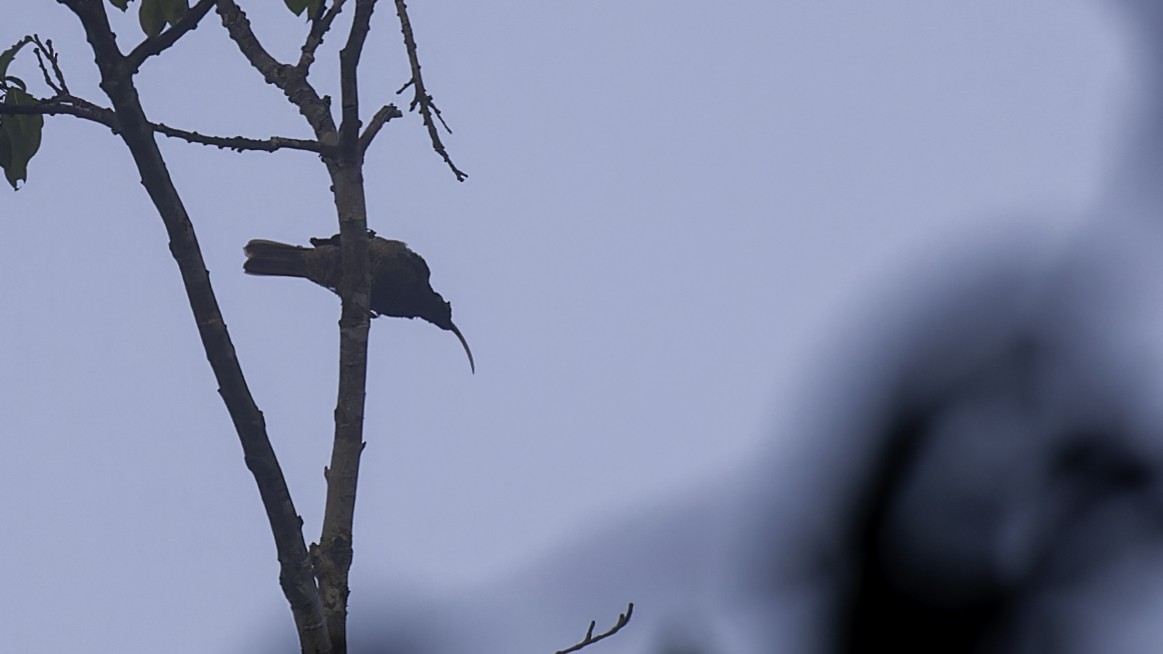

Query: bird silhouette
<box><xmin>243</xmin><ymin>232</ymin><xmax>474</xmax><ymax>373</ymax></box>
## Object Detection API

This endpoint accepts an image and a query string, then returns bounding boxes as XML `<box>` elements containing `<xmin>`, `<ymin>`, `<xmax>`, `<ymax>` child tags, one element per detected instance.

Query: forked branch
<box><xmin>45</xmin><ymin>1</ymin><xmax>331</xmax><ymax>651</ymax></box>
<box><xmin>30</xmin><ymin>35</ymin><xmax>69</xmax><ymax>95</ymax></box>
<box><xmin>554</xmin><ymin>603</ymin><xmax>635</xmax><ymax>654</ymax></box>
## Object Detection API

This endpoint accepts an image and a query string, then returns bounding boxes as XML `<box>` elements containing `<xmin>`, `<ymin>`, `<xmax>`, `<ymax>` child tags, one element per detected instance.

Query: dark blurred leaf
<box><xmin>139</xmin><ymin>0</ymin><xmax>166</xmax><ymax>38</ymax></box>
<box><xmin>109</xmin><ymin>0</ymin><xmax>131</xmax><ymax>10</ymax></box>
<box><xmin>161</xmin><ymin>0</ymin><xmax>189</xmax><ymax>27</ymax></box>
<box><xmin>1</xmin><ymin>87</ymin><xmax>44</xmax><ymax>190</ymax></box>
<box><xmin>284</xmin><ymin>0</ymin><xmax>322</xmax><ymax>19</ymax></box>
<box><xmin>0</xmin><ymin>127</ymin><xmax>11</xmax><ymax>177</ymax></box>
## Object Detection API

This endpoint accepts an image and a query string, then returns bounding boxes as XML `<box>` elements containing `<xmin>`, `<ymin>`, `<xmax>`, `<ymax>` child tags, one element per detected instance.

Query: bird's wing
<box><xmin>378</xmin><ymin>238</ymin><xmax>432</xmax><ymax>282</ymax></box>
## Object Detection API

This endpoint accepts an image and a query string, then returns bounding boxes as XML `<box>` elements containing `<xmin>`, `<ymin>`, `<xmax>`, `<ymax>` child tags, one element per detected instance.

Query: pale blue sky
<box><xmin>0</xmin><ymin>2</ymin><xmax>1135</xmax><ymax>652</ymax></box>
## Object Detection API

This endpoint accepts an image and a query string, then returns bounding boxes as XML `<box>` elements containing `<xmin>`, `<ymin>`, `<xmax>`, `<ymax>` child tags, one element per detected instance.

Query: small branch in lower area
<box><xmin>554</xmin><ymin>603</ymin><xmax>634</xmax><ymax>654</ymax></box>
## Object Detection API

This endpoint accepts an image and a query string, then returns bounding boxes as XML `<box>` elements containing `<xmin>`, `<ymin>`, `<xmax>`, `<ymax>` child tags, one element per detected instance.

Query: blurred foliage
<box><xmin>0</xmin><ymin>36</ymin><xmax>42</xmax><ymax>190</ymax></box>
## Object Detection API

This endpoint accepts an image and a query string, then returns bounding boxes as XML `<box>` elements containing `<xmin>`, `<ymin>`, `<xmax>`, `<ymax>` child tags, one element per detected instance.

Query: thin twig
<box><xmin>154</xmin><ymin>122</ymin><xmax>323</xmax><ymax>152</ymax></box>
<box><xmin>555</xmin><ymin>603</ymin><xmax>635</xmax><ymax>654</ymax></box>
<box><xmin>358</xmin><ymin>103</ymin><xmax>401</xmax><ymax>152</ymax></box>
<box><xmin>393</xmin><ymin>0</ymin><xmax>467</xmax><ymax>181</ymax></box>
<box><xmin>30</xmin><ymin>36</ymin><xmax>68</xmax><ymax>95</ymax></box>
<box><xmin>126</xmin><ymin>0</ymin><xmax>217</xmax><ymax>72</ymax></box>
<box><xmin>32</xmin><ymin>48</ymin><xmax>61</xmax><ymax>95</ymax></box>
<box><xmin>0</xmin><ymin>95</ymin><xmax>322</xmax><ymax>153</ymax></box>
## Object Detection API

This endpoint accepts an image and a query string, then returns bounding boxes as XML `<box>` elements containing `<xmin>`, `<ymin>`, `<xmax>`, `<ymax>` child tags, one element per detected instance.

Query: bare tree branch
<box><xmin>32</xmin><ymin>49</ymin><xmax>60</xmax><ymax>95</ymax></box>
<box><xmin>0</xmin><ymin>96</ymin><xmax>320</xmax><ymax>153</ymax></box>
<box><xmin>31</xmin><ymin>35</ymin><xmax>69</xmax><ymax>95</ymax></box>
<box><xmin>214</xmin><ymin>0</ymin><xmax>287</xmax><ymax>82</ymax></box>
<box><xmin>52</xmin><ymin>1</ymin><xmax>330</xmax><ymax>651</ymax></box>
<box><xmin>555</xmin><ymin>603</ymin><xmax>635</xmax><ymax>654</ymax></box>
<box><xmin>0</xmin><ymin>95</ymin><xmax>116</xmax><ymax>129</ymax></box>
<box><xmin>392</xmin><ymin>0</ymin><xmax>467</xmax><ymax>181</ymax></box>
<box><xmin>358</xmin><ymin>103</ymin><xmax>402</xmax><ymax>153</ymax></box>
<box><xmin>154</xmin><ymin>122</ymin><xmax>323</xmax><ymax>152</ymax></box>
<box><xmin>298</xmin><ymin>0</ymin><xmax>348</xmax><ymax>73</ymax></box>
<box><xmin>313</xmin><ymin>2</ymin><xmax>378</xmax><ymax>650</ymax></box>
<box><xmin>126</xmin><ymin>0</ymin><xmax>217</xmax><ymax>73</ymax></box>
<box><xmin>336</xmin><ymin>0</ymin><xmax>375</xmax><ymax>148</ymax></box>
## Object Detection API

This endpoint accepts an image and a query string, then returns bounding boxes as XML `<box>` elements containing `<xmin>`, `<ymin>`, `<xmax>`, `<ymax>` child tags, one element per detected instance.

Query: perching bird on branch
<box><xmin>243</xmin><ymin>232</ymin><xmax>475</xmax><ymax>373</ymax></box>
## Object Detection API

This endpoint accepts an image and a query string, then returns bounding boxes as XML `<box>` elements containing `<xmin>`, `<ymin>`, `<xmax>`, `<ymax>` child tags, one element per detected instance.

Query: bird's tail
<box><xmin>243</xmin><ymin>240</ymin><xmax>310</xmax><ymax>278</ymax></box>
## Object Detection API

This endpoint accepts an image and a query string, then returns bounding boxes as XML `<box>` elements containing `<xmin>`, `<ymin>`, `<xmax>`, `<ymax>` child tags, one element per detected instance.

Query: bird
<box><xmin>243</xmin><ymin>232</ymin><xmax>475</xmax><ymax>373</ymax></box>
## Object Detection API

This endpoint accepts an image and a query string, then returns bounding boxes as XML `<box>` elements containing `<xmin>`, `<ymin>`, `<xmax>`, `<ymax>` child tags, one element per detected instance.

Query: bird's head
<box><xmin>425</xmin><ymin>297</ymin><xmax>454</xmax><ymax>329</ymax></box>
<box><xmin>425</xmin><ymin>297</ymin><xmax>475</xmax><ymax>374</ymax></box>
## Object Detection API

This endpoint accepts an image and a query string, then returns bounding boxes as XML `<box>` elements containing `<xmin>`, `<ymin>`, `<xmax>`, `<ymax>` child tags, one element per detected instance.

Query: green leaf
<box><xmin>109</xmin><ymin>0</ymin><xmax>131</xmax><ymax>10</ymax></box>
<box><xmin>0</xmin><ymin>128</ymin><xmax>12</xmax><ymax>178</ymax></box>
<box><xmin>139</xmin><ymin>0</ymin><xmax>166</xmax><ymax>38</ymax></box>
<box><xmin>1</xmin><ymin>140</ymin><xmax>27</xmax><ymax>189</ymax></box>
<box><xmin>161</xmin><ymin>0</ymin><xmax>188</xmax><ymax>27</ymax></box>
<box><xmin>0</xmin><ymin>88</ymin><xmax>44</xmax><ymax>190</ymax></box>
<box><xmin>0</xmin><ymin>36</ymin><xmax>33</xmax><ymax>82</ymax></box>
<box><xmin>284</xmin><ymin>0</ymin><xmax>310</xmax><ymax>17</ymax></box>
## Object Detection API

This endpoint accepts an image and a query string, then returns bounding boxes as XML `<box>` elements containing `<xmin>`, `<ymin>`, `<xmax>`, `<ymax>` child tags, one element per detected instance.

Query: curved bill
<box><xmin>449</xmin><ymin>322</ymin><xmax>475</xmax><ymax>374</ymax></box>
